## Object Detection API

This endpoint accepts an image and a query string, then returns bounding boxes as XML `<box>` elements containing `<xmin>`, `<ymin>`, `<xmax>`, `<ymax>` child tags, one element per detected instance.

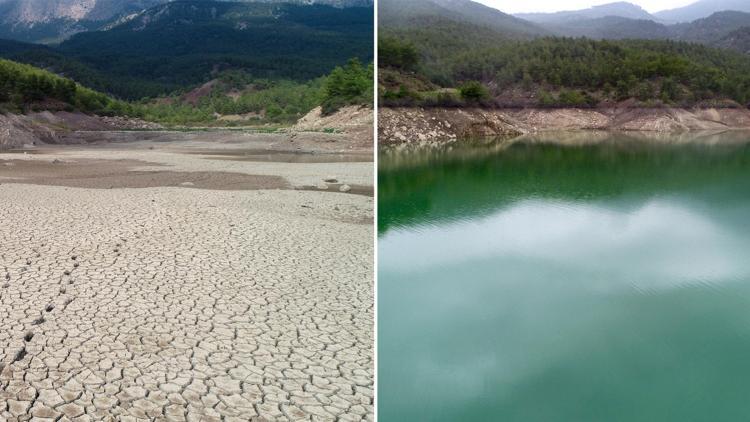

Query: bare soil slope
<box><xmin>0</xmin><ymin>112</ymin><xmax>162</xmax><ymax>149</ymax></box>
<box><xmin>294</xmin><ymin>105</ymin><xmax>374</xmax><ymax>148</ymax></box>
<box><xmin>379</xmin><ymin>107</ymin><xmax>750</xmax><ymax>144</ymax></box>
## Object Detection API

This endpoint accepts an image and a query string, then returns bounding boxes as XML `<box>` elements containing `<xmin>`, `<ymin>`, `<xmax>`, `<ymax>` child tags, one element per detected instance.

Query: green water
<box><xmin>378</xmin><ymin>132</ymin><xmax>750</xmax><ymax>422</ymax></box>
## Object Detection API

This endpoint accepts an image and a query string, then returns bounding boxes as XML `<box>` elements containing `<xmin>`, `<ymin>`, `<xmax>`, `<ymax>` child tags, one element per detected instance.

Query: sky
<box><xmin>475</xmin><ymin>0</ymin><xmax>698</xmax><ymax>14</ymax></box>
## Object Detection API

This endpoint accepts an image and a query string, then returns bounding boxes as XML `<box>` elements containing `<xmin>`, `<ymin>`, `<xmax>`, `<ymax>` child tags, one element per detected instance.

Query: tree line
<box><xmin>0</xmin><ymin>58</ymin><xmax>134</xmax><ymax>115</ymax></box>
<box><xmin>380</xmin><ymin>34</ymin><xmax>750</xmax><ymax>108</ymax></box>
<box><xmin>135</xmin><ymin>58</ymin><xmax>374</xmax><ymax>125</ymax></box>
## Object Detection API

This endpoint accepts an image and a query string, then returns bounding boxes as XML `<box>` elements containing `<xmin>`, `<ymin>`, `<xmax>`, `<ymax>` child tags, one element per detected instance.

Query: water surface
<box><xmin>379</xmin><ymin>132</ymin><xmax>750</xmax><ymax>421</ymax></box>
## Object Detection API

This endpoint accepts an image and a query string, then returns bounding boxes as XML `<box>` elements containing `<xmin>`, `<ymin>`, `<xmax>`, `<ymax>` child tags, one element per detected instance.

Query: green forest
<box><xmin>0</xmin><ymin>2</ymin><xmax>373</xmax><ymax>126</ymax></box>
<box><xmin>0</xmin><ymin>58</ymin><xmax>134</xmax><ymax>115</ymax></box>
<box><xmin>140</xmin><ymin>59</ymin><xmax>374</xmax><ymax>125</ymax></box>
<box><xmin>1</xmin><ymin>56</ymin><xmax>372</xmax><ymax>126</ymax></box>
<box><xmin>380</xmin><ymin>34</ymin><xmax>750</xmax><ymax>108</ymax></box>
<box><xmin>0</xmin><ymin>2</ymin><xmax>373</xmax><ymax>101</ymax></box>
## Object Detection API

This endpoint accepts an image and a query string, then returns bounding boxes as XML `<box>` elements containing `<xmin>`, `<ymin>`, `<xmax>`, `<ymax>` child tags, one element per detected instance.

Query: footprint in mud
<box><xmin>13</xmin><ymin>348</ymin><xmax>27</xmax><ymax>363</ymax></box>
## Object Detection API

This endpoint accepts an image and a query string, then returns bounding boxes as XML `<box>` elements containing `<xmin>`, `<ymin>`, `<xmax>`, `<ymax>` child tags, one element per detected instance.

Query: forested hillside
<box><xmin>717</xmin><ymin>27</ymin><xmax>750</xmax><ymax>54</ymax></box>
<box><xmin>0</xmin><ymin>58</ymin><xmax>132</xmax><ymax>114</ymax></box>
<box><xmin>510</xmin><ymin>2</ymin><xmax>750</xmax><ymax>54</ymax></box>
<box><xmin>0</xmin><ymin>0</ymin><xmax>374</xmax><ymax>43</ymax></box>
<box><xmin>380</xmin><ymin>35</ymin><xmax>750</xmax><ymax>108</ymax></box>
<box><xmin>379</xmin><ymin>0</ymin><xmax>544</xmax><ymax>37</ymax></box>
<box><xmin>140</xmin><ymin>58</ymin><xmax>373</xmax><ymax>125</ymax></box>
<box><xmin>654</xmin><ymin>0</ymin><xmax>750</xmax><ymax>23</ymax></box>
<box><xmin>1</xmin><ymin>53</ymin><xmax>372</xmax><ymax>126</ymax></box>
<box><xmin>517</xmin><ymin>2</ymin><xmax>656</xmax><ymax>23</ymax></box>
<box><xmin>0</xmin><ymin>1</ymin><xmax>374</xmax><ymax>101</ymax></box>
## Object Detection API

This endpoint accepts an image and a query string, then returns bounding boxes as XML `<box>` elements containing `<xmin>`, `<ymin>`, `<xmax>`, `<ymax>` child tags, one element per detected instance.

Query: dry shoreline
<box><xmin>0</xmin><ymin>131</ymin><xmax>374</xmax><ymax>420</ymax></box>
<box><xmin>379</xmin><ymin>106</ymin><xmax>750</xmax><ymax>144</ymax></box>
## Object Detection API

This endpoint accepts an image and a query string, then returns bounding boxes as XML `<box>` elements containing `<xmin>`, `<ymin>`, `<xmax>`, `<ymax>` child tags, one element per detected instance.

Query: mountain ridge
<box><xmin>654</xmin><ymin>0</ymin><xmax>750</xmax><ymax>23</ymax></box>
<box><xmin>0</xmin><ymin>1</ymin><xmax>373</xmax><ymax>99</ymax></box>
<box><xmin>517</xmin><ymin>2</ymin><xmax>657</xmax><ymax>24</ymax></box>
<box><xmin>379</xmin><ymin>0</ymin><xmax>546</xmax><ymax>37</ymax></box>
<box><xmin>0</xmin><ymin>0</ymin><xmax>372</xmax><ymax>42</ymax></box>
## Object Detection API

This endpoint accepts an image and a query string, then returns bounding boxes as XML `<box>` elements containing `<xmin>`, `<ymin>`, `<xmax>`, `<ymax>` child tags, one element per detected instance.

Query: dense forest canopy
<box><xmin>378</xmin><ymin>0</ymin><xmax>750</xmax><ymax>108</ymax></box>
<box><xmin>0</xmin><ymin>58</ymin><xmax>133</xmax><ymax>115</ymax></box>
<box><xmin>0</xmin><ymin>2</ymin><xmax>374</xmax><ymax>101</ymax></box>
<box><xmin>1</xmin><ymin>54</ymin><xmax>372</xmax><ymax>126</ymax></box>
<box><xmin>380</xmin><ymin>33</ymin><xmax>750</xmax><ymax>108</ymax></box>
<box><xmin>142</xmin><ymin>58</ymin><xmax>374</xmax><ymax>125</ymax></box>
<box><xmin>0</xmin><ymin>1</ymin><xmax>374</xmax><ymax>126</ymax></box>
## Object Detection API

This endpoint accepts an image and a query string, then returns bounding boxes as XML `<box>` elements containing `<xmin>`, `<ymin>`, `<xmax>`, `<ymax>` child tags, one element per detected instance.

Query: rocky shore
<box><xmin>379</xmin><ymin>107</ymin><xmax>750</xmax><ymax>144</ymax></box>
<box><xmin>0</xmin><ymin>112</ymin><xmax>163</xmax><ymax>149</ymax></box>
<box><xmin>293</xmin><ymin>105</ymin><xmax>374</xmax><ymax>149</ymax></box>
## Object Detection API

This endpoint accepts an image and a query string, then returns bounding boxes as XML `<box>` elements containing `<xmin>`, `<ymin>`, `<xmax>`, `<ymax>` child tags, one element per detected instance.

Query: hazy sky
<box><xmin>476</xmin><ymin>0</ymin><xmax>697</xmax><ymax>14</ymax></box>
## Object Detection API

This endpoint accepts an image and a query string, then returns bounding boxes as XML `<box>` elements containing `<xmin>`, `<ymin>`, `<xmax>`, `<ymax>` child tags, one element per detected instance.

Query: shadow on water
<box><xmin>378</xmin><ymin>131</ymin><xmax>750</xmax><ymax>234</ymax></box>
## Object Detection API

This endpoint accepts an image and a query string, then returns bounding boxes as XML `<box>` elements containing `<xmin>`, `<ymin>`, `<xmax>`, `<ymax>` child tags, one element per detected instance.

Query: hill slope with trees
<box><xmin>0</xmin><ymin>0</ymin><xmax>374</xmax><ymax>43</ymax></box>
<box><xmin>379</xmin><ymin>0</ymin><xmax>750</xmax><ymax>109</ymax></box>
<box><xmin>0</xmin><ymin>1</ymin><xmax>374</xmax><ymax>101</ymax></box>
<box><xmin>0</xmin><ymin>57</ymin><xmax>132</xmax><ymax>114</ymax></box>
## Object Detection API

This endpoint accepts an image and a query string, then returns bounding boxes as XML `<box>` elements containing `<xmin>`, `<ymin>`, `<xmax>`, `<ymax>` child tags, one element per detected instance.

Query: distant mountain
<box><xmin>673</xmin><ymin>11</ymin><xmax>750</xmax><ymax>44</ymax></box>
<box><xmin>379</xmin><ymin>0</ymin><xmax>545</xmax><ymax>37</ymax></box>
<box><xmin>379</xmin><ymin>0</ymin><xmax>549</xmax><ymax>87</ymax></box>
<box><xmin>521</xmin><ymin>8</ymin><xmax>750</xmax><ymax>48</ymax></box>
<box><xmin>654</xmin><ymin>0</ymin><xmax>750</xmax><ymax>23</ymax></box>
<box><xmin>0</xmin><ymin>0</ymin><xmax>372</xmax><ymax>42</ymax></box>
<box><xmin>544</xmin><ymin>16</ymin><xmax>671</xmax><ymax>40</ymax></box>
<box><xmin>378</xmin><ymin>0</ymin><xmax>750</xmax><ymax>109</ymax></box>
<box><xmin>0</xmin><ymin>0</ymin><xmax>161</xmax><ymax>23</ymax></box>
<box><xmin>0</xmin><ymin>0</ymin><xmax>164</xmax><ymax>42</ymax></box>
<box><xmin>253</xmin><ymin>0</ymin><xmax>372</xmax><ymax>5</ymax></box>
<box><xmin>0</xmin><ymin>1</ymin><xmax>373</xmax><ymax>99</ymax></box>
<box><xmin>517</xmin><ymin>2</ymin><xmax>656</xmax><ymax>24</ymax></box>
<box><xmin>715</xmin><ymin>26</ymin><xmax>750</xmax><ymax>54</ymax></box>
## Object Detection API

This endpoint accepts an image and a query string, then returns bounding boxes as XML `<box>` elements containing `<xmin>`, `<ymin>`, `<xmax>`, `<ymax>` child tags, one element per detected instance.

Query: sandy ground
<box><xmin>0</xmin><ymin>131</ymin><xmax>373</xmax><ymax>193</ymax></box>
<box><xmin>0</xmin><ymin>131</ymin><xmax>374</xmax><ymax>421</ymax></box>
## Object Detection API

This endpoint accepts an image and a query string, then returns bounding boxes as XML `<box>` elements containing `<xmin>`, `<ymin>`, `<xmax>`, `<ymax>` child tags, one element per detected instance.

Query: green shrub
<box><xmin>379</xmin><ymin>36</ymin><xmax>419</xmax><ymax>71</ymax></box>
<box><xmin>558</xmin><ymin>89</ymin><xmax>590</xmax><ymax>106</ymax></box>
<box><xmin>321</xmin><ymin>58</ymin><xmax>373</xmax><ymax>115</ymax></box>
<box><xmin>538</xmin><ymin>89</ymin><xmax>555</xmax><ymax>107</ymax></box>
<box><xmin>459</xmin><ymin>81</ymin><xmax>489</xmax><ymax>101</ymax></box>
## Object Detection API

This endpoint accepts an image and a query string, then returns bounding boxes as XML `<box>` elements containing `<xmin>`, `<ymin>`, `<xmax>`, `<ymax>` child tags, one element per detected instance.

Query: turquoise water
<box><xmin>378</xmin><ymin>132</ymin><xmax>750</xmax><ymax>421</ymax></box>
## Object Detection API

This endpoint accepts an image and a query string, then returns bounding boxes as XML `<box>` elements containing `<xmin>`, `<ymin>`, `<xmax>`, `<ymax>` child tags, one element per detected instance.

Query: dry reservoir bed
<box><xmin>0</xmin><ymin>135</ymin><xmax>374</xmax><ymax>421</ymax></box>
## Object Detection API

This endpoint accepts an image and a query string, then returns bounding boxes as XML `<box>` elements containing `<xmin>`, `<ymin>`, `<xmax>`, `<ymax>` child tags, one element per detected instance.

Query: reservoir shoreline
<box><xmin>379</xmin><ymin>106</ymin><xmax>750</xmax><ymax>144</ymax></box>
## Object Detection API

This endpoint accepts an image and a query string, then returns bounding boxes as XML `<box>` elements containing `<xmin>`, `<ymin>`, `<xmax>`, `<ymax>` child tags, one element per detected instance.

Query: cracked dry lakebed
<box><xmin>0</xmin><ymin>132</ymin><xmax>374</xmax><ymax>421</ymax></box>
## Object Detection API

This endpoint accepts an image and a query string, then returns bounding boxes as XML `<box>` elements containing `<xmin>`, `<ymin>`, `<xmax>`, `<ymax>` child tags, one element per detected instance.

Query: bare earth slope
<box><xmin>0</xmin><ymin>112</ymin><xmax>161</xmax><ymax>149</ymax></box>
<box><xmin>379</xmin><ymin>107</ymin><xmax>750</xmax><ymax>143</ymax></box>
<box><xmin>293</xmin><ymin>105</ymin><xmax>374</xmax><ymax>149</ymax></box>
